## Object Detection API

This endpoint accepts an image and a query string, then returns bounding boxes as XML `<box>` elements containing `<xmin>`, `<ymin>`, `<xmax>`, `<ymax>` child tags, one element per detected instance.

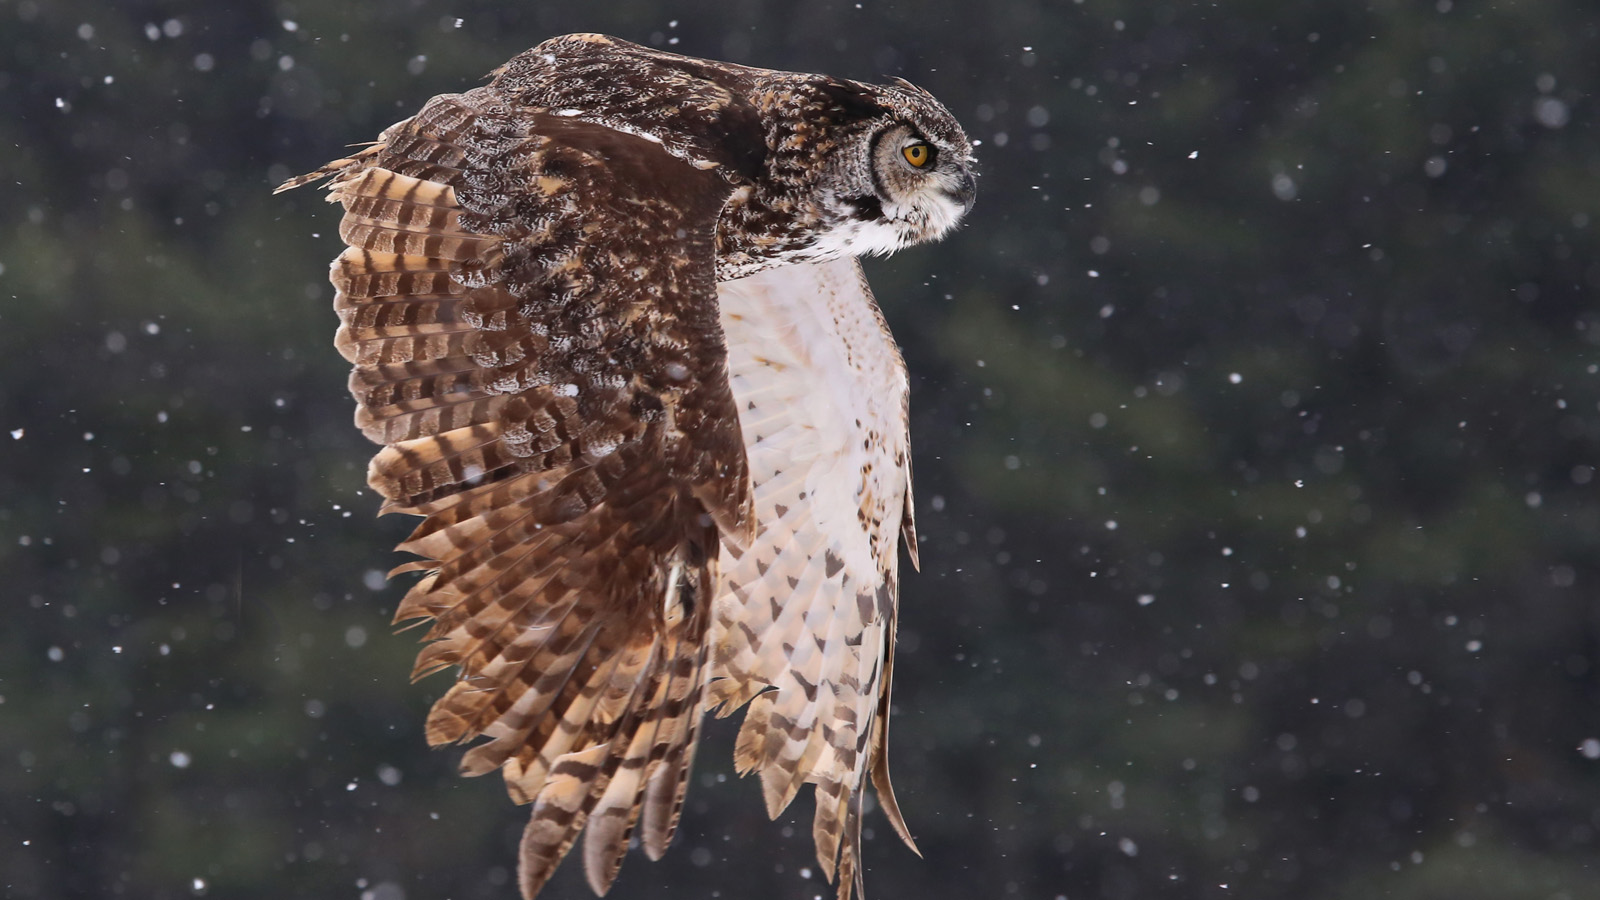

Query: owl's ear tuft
<box><xmin>816</xmin><ymin>79</ymin><xmax>887</xmax><ymax>119</ymax></box>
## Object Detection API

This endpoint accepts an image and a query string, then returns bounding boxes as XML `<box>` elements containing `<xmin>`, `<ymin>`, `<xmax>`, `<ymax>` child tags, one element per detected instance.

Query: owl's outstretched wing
<box><xmin>709</xmin><ymin>257</ymin><xmax>920</xmax><ymax>900</ymax></box>
<box><xmin>277</xmin><ymin>79</ymin><xmax>756</xmax><ymax>897</ymax></box>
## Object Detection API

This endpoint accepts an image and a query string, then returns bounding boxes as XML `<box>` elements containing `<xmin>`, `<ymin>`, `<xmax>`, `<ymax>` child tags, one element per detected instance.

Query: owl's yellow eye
<box><xmin>901</xmin><ymin>142</ymin><xmax>933</xmax><ymax>168</ymax></box>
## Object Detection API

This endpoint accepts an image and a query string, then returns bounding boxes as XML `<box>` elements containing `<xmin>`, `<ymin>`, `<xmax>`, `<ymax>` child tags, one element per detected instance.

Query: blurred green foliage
<box><xmin>2</xmin><ymin>1</ymin><xmax>1597</xmax><ymax>899</ymax></box>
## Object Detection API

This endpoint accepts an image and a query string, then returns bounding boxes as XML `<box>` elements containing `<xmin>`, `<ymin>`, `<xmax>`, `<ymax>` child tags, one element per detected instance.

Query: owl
<box><xmin>277</xmin><ymin>33</ymin><xmax>974</xmax><ymax>900</ymax></box>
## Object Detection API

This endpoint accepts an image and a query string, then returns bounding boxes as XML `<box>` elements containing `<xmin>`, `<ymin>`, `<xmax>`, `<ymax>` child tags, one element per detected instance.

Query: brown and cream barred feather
<box><xmin>280</xmin><ymin>67</ymin><xmax>754</xmax><ymax>896</ymax></box>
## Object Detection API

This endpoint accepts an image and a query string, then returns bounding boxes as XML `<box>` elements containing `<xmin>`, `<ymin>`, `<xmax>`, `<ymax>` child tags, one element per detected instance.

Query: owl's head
<box><xmin>805</xmin><ymin>77</ymin><xmax>977</xmax><ymax>259</ymax></box>
<box><xmin>721</xmin><ymin>74</ymin><xmax>974</xmax><ymax>271</ymax></box>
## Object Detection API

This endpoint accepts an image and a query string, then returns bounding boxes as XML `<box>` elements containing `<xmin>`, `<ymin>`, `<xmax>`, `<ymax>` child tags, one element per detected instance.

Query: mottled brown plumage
<box><xmin>278</xmin><ymin>32</ymin><xmax>973</xmax><ymax>900</ymax></box>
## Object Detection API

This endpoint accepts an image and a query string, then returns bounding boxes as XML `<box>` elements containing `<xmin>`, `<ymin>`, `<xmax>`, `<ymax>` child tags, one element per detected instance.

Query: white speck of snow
<box><xmin>191</xmin><ymin>877</ymin><xmax>206</xmax><ymax>895</ymax></box>
<box><xmin>363</xmin><ymin>569</ymin><xmax>387</xmax><ymax>591</ymax></box>
<box><xmin>1228</xmin><ymin>372</ymin><xmax>1243</xmax><ymax>384</ymax></box>
<box><xmin>47</xmin><ymin>646</ymin><xmax>64</xmax><ymax>662</ymax></box>
<box><xmin>1580</xmin><ymin>738</ymin><xmax>1600</xmax><ymax>760</ymax></box>
<box><xmin>377</xmin><ymin>764</ymin><xmax>402</xmax><ymax>786</ymax></box>
<box><xmin>407</xmin><ymin>55</ymin><xmax>428</xmax><ymax>75</ymax></box>
<box><xmin>9</xmin><ymin>428</ymin><xmax>21</xmax><ymax>440</ymax></box>
<box><xmin>282</xmin><ymin>19</ymin><xmax>298</xmax><ymax>32</ymax></box>
<box><xmin>162</xmin><ymin>18</ymin><xmax>182</xmax><ymax>38</ymax></box>
<box><xmin>345</xmin><ymin>626</ymin><xmax>368</xmax><ymax>649</ymax></box>
<box><xmin>1534</xmin><ymin>97</ymin><xmax>1569</xmax><ymax>129</ymax></box>
<box><xmin>1137</xmin><ymin>594</ymin><xmax>1155</xmax><ymax>606</ymax></box>
<box><xmin>170</xmin><ymin>750</ymin><xmax>192</xmax><ymax>769</ymax></box>
<box><xmin>1119</xmin><ymin>837</ymin><xmax>1139</xmax><ymax>856</ymax></box>
<box><xmin>1105</xmin><ymin>520</ymin><xmax>1118</xmax><ymax>531</ymax></box>
<box><xmin>1465</xmin><ymin>640</ymin><xmax>1483</xmax><ymax>652</ymax></box>
<box><xmin>1088</xmin><ymin>269</ymin><xmax>1100</xmax><ymax>278</ymax></box>
<box><xmin>346</xmin><ymin>780</ymin><xmax>358</xmax><ymax>792</ymax></box>
<box><xmin>1188</xmin><ymin>150</ymin><xmax>1199</xmax><ymax>159</ymax></box>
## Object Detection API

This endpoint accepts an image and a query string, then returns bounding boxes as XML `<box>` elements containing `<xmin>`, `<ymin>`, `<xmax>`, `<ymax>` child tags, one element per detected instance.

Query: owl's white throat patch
<box><xmin>812</xmin><ymin>210</ymin><xmax>915</xmax><ymax>260</ymax></box>
<box><xmin>813</xmin><ymin>192</ymin><xmax>964</xmax><ymax>260</ymax></box>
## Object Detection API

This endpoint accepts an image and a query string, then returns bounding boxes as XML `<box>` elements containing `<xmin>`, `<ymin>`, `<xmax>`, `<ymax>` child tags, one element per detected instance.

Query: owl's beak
<box><xmin>953</xmin><ymin>171</ymin><xmax>977</xmax><ymax>217</ymax></box>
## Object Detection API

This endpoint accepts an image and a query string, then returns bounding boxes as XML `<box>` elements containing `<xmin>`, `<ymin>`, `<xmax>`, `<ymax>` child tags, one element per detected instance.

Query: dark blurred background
<box><xmin>4</xmin><ymin>1</ymin><xmax>1598</xmax><ymax>898</ymax></box>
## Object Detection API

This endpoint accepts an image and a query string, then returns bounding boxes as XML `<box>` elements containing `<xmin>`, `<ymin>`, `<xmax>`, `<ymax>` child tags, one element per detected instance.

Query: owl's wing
<box><xmin>709</xmin><ymin>258</ymin><xmax>919</xmax><ymax>900</ymax></box>
<box><xmin>278</xmin><ymin>84</ymin><xmax>756</xmax><ymax>898</ymax></box>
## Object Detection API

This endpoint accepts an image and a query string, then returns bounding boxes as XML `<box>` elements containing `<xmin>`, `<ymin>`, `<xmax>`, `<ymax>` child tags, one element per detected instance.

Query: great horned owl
<box><xmin>278</xmin><ymin>33</ymin><xmax>974</xmax><ymax>900</ymax></box>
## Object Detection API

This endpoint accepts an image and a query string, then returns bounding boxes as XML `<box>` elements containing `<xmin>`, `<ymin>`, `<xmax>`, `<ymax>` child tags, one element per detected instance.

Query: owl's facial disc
<box><xmin>829</xmin><ymin>121</ymin><xmax>974</xmax><ymax>257</ymax></box>
<box><xmin>872</xmin><ymin>123</ymin><xmax>975</xmax><ymax>231</ymax></box>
